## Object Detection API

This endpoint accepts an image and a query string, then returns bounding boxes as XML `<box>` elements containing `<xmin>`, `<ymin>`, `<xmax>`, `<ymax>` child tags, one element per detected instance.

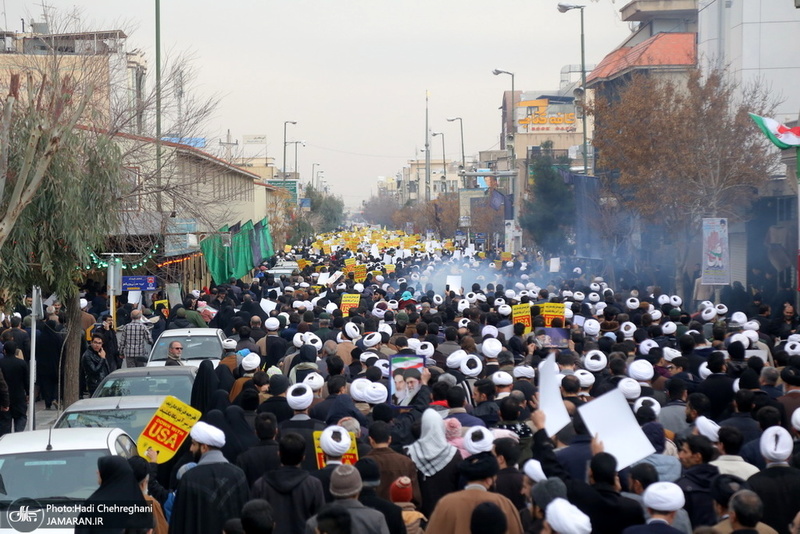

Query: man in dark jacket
<box><xmin>81</xmin><ymin>334</ymin><xmax>110</xmax><ymax>396</ymax></box>
<box><xmin>697</xmin><ymin>352</ymin><xmax>735</xmax><ymax>421</ymax></box>
<box><xmin>251</xmin><ymin>432</ymin><xmax>325</xmax><ymax>534</ymax></box>
<box><xmin>309</xmin><ymin>375</ymin><xmax>346</xmax><ymax>423</ymax></box>
<box><xmin>0</xmin><ymin>341</ymin><xmax>28</xmax><ymax>435</ymax></box>
<box><xmin>555</xmin><ymin>412</ymin><xmax>594</xmax><ymax>482</ymax></box>
<box><xmin>355</xmin><ymin>458</ymin><xmax>406</xmax><ymax>534</ymax></box>
<box><xmin>747</xmin><ymin>426</ymin><xmax>800</xmax><ymax>534</ymax></box>
<box><xmin>235</xmin><ymin>412</ymin><xmax>280</xmax><ymax>488</ymax></box>
<box><xmin>472</xmin><ymin>378</ymin><xmax>500</xmax><ymax>427</ymax></box>
<box><xmin>676</xmin><ymin>435</ymin><xmax>720</xmax><ymax>528</ymax></box>
<box><xmin>568</xmin><ymin>452</ymin><xmax>645</xmax><ymax>534</ymax></box>
<box><xmin>257</xmin><ymin>374</ymin><xmax>294</xmax><ymax>423</ymax></box>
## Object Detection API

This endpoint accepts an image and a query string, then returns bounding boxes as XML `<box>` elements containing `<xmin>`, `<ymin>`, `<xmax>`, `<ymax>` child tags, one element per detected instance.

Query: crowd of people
<box><xmin>6</xmin><ymin>228</ymin><xmax>800</xmax><ymax>534</ymax></box>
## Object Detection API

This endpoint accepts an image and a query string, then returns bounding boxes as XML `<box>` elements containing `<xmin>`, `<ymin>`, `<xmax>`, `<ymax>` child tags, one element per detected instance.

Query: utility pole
<box><xmin>219</xmin><ymin>129</ymin><xmax>238</xmax><ymax>162</ymax></box>
<box><xmin>425</xmin><ymin>91</ymin><xmax>431</xmax><ymax>203</ymax></box>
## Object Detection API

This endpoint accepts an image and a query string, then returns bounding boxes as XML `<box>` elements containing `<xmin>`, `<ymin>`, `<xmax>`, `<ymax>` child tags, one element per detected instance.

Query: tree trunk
<box><xmin>63</xmin><ymin>292</ymin><xmax>82</xmax><ymax>407</ymax></box>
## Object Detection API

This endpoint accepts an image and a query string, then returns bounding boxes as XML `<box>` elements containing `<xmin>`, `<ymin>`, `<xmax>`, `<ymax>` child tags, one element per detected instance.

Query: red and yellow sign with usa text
<box><xmin>512</xmin><ymin>303</ymin><xmax>533</xmax><ymax>334</ymax></box>
<box><xmin>137</xmin><ymin>395</ymin><xmax>201</xmax><ymax>463</ymax></box>
<box><xmin>312</xmin><ymin>431</ymin><xmax>359</xmax><ymax>469</ymax></box>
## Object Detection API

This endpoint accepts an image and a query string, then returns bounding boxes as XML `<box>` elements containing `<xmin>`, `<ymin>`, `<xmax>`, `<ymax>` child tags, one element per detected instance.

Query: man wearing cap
<box><xmin>281</xmin><ymin>383</ymin><xmax>326</xmax><ymax>472</ymax></box>
<box><xmin>257</xmin><ymin>374</ymin><xmax>294</xmax><ymax>423</ymax></box>
<box><xmin>747</xmin><ymin>426</ymin><xmax>800</xmax><ymax>534</ymax></box>
<box><xmin>119</xmin><ymin>309</ymin><xmax>153</xmax><ymax>368</ymax></box>
<box><xmin>426</xmin><ymin>451</ymin><xmax>523</xmax><ymax>534</ymax></box>
<box><xmin>305</xmin><ymin>464</ymin><xmax>389</xmax><ymax>534</ymax></box>
<box><xmin>170</xmin><ymin>421</ymin><xmax>250</xmax><ymax>534</ymax></box>
<box><xmin>622</xmin><ymin>481</ymin><xmax>686</xmax><ymax>534</ymax></box>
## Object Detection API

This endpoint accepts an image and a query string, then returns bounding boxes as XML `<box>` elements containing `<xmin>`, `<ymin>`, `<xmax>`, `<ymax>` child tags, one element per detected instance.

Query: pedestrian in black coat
<box><xmin>676</xmin><ymin>435</ymin><xmax>720</xmax><ymax>528</ymax></box>
<box><xmin>0</xmin><ymin>341</ymin><xmax>28</xmax><ymax>434</ymax></box>
<box><xmin>235</xmin><ymin>412</ymin><xmax>281</xmax><ymax>488</ymax></box>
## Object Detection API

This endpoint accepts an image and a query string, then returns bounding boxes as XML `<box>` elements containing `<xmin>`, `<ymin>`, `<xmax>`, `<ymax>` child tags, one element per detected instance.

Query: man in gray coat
<box><xmin>304</xmin><ymin>464</ymin><xmax>389</xmax><ymax>534</ymax></box>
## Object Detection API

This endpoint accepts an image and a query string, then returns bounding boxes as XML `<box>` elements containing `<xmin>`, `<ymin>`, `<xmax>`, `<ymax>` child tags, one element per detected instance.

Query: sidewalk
<box><xmin>29</xmin><ymin>398</ymin><xmax>63</xmax><ymax>430</ymax></box>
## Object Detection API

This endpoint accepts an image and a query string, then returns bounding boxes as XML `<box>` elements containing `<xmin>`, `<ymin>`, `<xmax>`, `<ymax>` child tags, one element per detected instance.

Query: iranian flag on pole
<box><xmin>750</xmin><ymin>113</ymin><xmax>800</xmax><ymax>149</ymax></box>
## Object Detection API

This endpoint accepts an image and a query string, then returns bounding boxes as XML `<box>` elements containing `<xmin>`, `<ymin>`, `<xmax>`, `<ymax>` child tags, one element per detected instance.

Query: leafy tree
<box><xmin>288</xmin><ymin>185</ymin><xmax>345</xmax><ymax>243</ymax></box>
<box><xmin>0</xmin><ymin>73</ymin><xmax>121</xmax><ymax>405</ymax></box>
<box><xmin>520</xmin><ymin>141</ymin><xmax>575</xmax><ymax>257</ymax></box>
<box><xmin>592</xmin><ymin>68</ymin><xmax>778</xmax><ymax>296</ymax></box>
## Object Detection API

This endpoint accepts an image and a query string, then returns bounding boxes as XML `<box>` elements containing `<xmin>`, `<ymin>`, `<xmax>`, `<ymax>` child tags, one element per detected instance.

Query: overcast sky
<box><xmin>7</xmin><ymin>0</ymin><xmax>632</xmax><ymax>209</ymax></box>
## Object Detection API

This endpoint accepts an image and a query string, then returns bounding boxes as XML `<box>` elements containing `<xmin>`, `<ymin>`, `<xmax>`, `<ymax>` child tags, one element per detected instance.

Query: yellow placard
<box><xmin>297</xmin><ymin>259</ymin><xmax>310</xmax><ymax>270</ymax></box>
<box><xmin>313</xmin><ymin>431</ymin><xmax>359</xmax><ymax>469</ymax></box>
<box><xmin>344</xmin><ymin>258</ymin><xmax>356</xmax><ymax>267</ymax></box>
<box><xmin>137</xmin><ymin>395</ymin><xmax>201</xmax><ymax>463</ymax></box>
<box><xmin>284</xmin><ymin>244</ymin><xmax>292</xmax><ymax>253</ymax></box>
<box><xmin>340</xmin><ymin>293</ymin><xmax>361</xmax><ymax>316</ymax></box>
<box><xmin>540</xmin><ymin>302</ymin><xmax>566</xmax><ymax>327</ymax></box>
<box><xmin>501</xmin><ymin>252</ymin><xmax>512</xmax><ymax>262</ymax></box>
<box><xmin>385</xmin><ymin>264</ymin><xmax>396</xmax><ymax>273</ymax></box>
<box><xmin>354</xmin><ymin>264</ymin><xmax>367</xmax><ymax>283</ymax></box>
<box><xmin>512</xmin><ymin>303</ymin><xmax>533</xmax><ymax>334</ymax></box>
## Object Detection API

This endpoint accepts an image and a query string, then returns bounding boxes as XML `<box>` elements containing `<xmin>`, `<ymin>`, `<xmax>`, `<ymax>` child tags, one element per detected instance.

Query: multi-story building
<box><xmin>0</xmin><ymin>22</ymin><xmax>284</xmax><ymax>286</ymax></box>
<box><xmin>395</xmin><ymin>158</ymin><xmax>459</xmax><ymax>205</ymax></box>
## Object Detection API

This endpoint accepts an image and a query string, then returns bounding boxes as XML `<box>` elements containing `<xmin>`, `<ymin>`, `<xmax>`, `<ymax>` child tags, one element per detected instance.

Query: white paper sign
<box><xmin>453</xmin><ymin>250</ymin><xmax>462</xmax><ymax>261</ymax></box>
<box><xmin>446</xmin><ymin>275</ymin><xmax>462</xmax><ymax>295</ymax></box>
<box><xmin>317</xmin><ymin>272</ymin><xmax>331</xmax><ymax>286</ymax></box>
<box><xmin>577</xmin><ymin>388</ymin><xmax>656</xmax><ymax>470</ymax></box>
<box><xmin>745</xmin><ymin>349</ymin><xmax>768</xmax><ymax>363</ymax></box>
<box><xmin>498</xmin><ymin>324</ymin><xmax>514</xmax><ymax>339</ymax></box>
<box><xmin>549</xmin><ymin>257</ymin><xmax>561</xmax><ymax>273</ymax></box>
<box><xmin>260</xmin><ymin>299</ymin><xmax>277</xmax><ymax>314</ymax></box>
<box><xmin>128</xmin><ymin>291</ymin><xmax>142</xmax><ymax>305</ymax></box>
<box><xmin>538</xmin><ymin>354</ymin><xmax>571</xmax><ymax>437</ymax></box>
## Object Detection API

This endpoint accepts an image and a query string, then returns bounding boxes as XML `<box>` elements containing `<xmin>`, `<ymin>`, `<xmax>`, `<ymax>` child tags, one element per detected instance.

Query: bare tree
<box><xmin>592</xmin><ymin>68</ymin><xmax>780</xmax><ymax>296</ymax></box>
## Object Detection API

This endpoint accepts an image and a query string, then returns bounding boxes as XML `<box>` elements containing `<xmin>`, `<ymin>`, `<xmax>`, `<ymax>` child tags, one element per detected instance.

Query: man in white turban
<box><xmin>313</xmin><ymin>425</ymin><xmax>353</xmax><ymax>503</ymax></box>
<box><xmin>281</xmin><ymin>383</ymin><xmax>326</xmax><ymax>472</ymax></box>
<box><xmin>171</xmin><ymin>422</ymin><xmax>250</xmax><ymax>534</ymax></box>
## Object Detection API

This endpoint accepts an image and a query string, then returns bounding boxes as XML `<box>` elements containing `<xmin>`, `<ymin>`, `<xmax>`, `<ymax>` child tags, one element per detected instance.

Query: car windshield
<box><xmin>94</xmin><ymin>375</ymin><xmax>193</xmax><ymax>403</ymax></box>
<box><xmin>0</xmin><ymin>450</ymin><xmax>107</xmax><ymax>502</ymax></box>
<box><xmin>149</xmin><ymin>335</ymin><xmax>222</xmax><ymax>362</ymax></box>
<box><xmin>55</xmin><ymin>409</ymin><xmax>156</xmax><ymax>440</ymax></box>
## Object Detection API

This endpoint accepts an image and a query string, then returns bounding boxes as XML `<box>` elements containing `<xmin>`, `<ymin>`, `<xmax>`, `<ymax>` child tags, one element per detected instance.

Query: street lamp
<box><xmin>283</xmin><ymin>120</ymin><xmax>296</xmax><ymax>179</ymax></box>
<box><xmin>446</xmin><ymin>117</ymin><xmax>466</xmax><ymax>186</ymax></box>
<box><xmin>558</xmin><ymin>2</ymin><xmax>589</xmax><ymax>175</ymax></box>
<box><xmin>493</xmin><ymin>68</ymin><xmax>517</xmax><ymax>253</ymax></box>
<box><xmin>311</xmin><ymin>162</ymin><xmax>320</xmax><ymax>189</ymax></box>
<box><xmin>288</xmin><ymin>141</ymin><xmax>305</xmax><ymax>179</ymax></box>
<box><xmin>432</xmin><ymin>131</ymin><xmax>446</xmax><ymax>192</ymax></box>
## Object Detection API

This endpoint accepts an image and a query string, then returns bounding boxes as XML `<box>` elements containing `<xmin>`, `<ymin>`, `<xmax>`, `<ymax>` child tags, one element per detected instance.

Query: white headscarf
<box><xmin>406</xmin><ymin>409</ymin><xmax>458</xmax><ymax>477</ymax></box>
